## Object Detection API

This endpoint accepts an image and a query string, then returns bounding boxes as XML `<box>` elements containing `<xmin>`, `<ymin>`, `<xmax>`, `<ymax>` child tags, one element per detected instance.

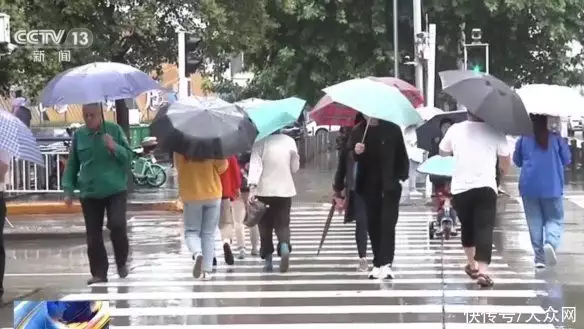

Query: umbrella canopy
<box><xmin>235</xmin><ymin>98</ymin><xmax>269</xmax><ymax>109</ymax></box>
<box><xmin>516</xmin><ymin>84</ymin><xmax>584</xmax><ymax>117</ymax></box>
<box><xmin>309</xmin><ymin>95</ymin><xmax>356</xmax><ymax>127</ymax></box>
<box><xmin>150</xmin><ymin>99</ymin><xmax>257</xmax><ymax>159</ymax></box>
<box><xmin>417</xmin><ymin>155</ymin><xmax>455</xmax><ymax>177</ymax></box>
<box><xmin>187</xmin><ymin>95</ymin><xmax>231</xmax><ymax>108</ymax></box>
<box><xmin>368</xmin><ymin>76</ymin><xmax>425</xmax><ymax>108</ymax></box>
<box><xmin>417</xmin><ymin>106</ymin><xmax>444</xmax><ymax>121</ymax></box>
<box><xmin>246</xmin><ymin>97</ymin><xmax>306</xmax><ymax>140</ymax></box>
<box><xmin>439</xmin><ymin>70</ymin><xmax>532</xmax><ymax>136</ymax></box>
<box><xmin>322</xmin><ymin>78</ymin><xmax>423</xmax><ymax>127</ymax></box>
<box><xmin>40</xmin><ymin>62</ymin><xmax>162</xmax><ymax>106</ymax></box>
<box><xmin>0</xmin><ymin>110</ymin><xmax>44</xmax><ymax>166</ymax></box>
<box><xmin>416</xmin><ymin>110</ymin><xmax>468</xmax><ymax>152</ymax></box>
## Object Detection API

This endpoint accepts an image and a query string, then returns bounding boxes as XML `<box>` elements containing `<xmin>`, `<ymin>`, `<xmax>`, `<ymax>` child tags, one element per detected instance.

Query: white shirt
<box><xmin>248</xmin><ymin>134</ymin><xmax>300</xmax><ymax>197</ymax></box>
<box><xmin>0</xmin><ymin>149</ymin><xmax>11</xmax><ymax>192</ymax></box>
<box><xmin>439</xmin><ymin>121</ymin><xmax>510</xmax><ymax>195</ymax></box>
<box><xmin>402</xmin><ymin>126</ymin><xmax>424</xmax><ymax>163</ymax></box>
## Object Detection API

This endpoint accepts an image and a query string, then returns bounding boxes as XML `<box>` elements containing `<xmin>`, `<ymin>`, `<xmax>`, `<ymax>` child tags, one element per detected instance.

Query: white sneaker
<box><xmin>357</xmin><ymin>258</ymin><xmax>368</xmax><ymax>272</ymax></box>
<box><xmin>378</xmin><ymin>264</ymin><xmax>395</xmax><ymax>279</ymax></box>
<box><xmin>368</xmin><ymin>267</ymin><xmax>380</xmax><ymax>279</ymax></box>
<box><xmin>200</xmin><ymin>272</ymin><xmax>213</xmax><ymax>281</ymax></box>
<box><xmin>535</xmin><ymin>262</ymin><xmax>546</xmax><ymax>269</ymax></box>
<box><xmin>544</xmin><ymin>244</ymin><xmax>557</xmax><ymax>266</ymax></box>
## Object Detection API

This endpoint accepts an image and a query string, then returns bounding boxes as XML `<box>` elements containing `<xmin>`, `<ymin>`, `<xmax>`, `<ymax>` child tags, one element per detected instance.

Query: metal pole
<box><xmin>177</xmin><ymin>31</ymin><xmax>188</xmax><ymax>99</ymax></box>
<box><xmin>393</xmin><ymin>0</ymin><xmax>399</xmax><ymax>78</ymax></box>
<box><xmin>426</xmin><ymin>24</ymin><xmax>436</xmax><ymax>108</ymax></box>
<box><xmin>413</xmin><ymin>0</ymin><xmax>424</xmax><ymax>94</ymax></box>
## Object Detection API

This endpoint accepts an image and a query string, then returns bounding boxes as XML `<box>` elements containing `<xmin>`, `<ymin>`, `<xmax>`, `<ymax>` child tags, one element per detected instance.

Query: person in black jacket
<box><xmin>332</xmin><ymin>114</ymin><xmax>369</xmax><ymax>272</ymax></box>
<box><xmin>349</xmin><ymin>115</ymin><xmax>409</xmax><ymax>279</ymax></box>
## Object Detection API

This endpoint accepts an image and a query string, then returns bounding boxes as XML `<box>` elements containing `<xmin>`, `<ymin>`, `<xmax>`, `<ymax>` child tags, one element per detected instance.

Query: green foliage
<box><xmin>1</xmin><ymin>0</ymin><xmax>200</xmax><ymax>97</ymax></box>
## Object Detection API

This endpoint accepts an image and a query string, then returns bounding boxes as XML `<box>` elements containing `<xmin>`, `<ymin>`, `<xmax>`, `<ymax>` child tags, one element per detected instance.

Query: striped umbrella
<box><xmin>0</xmin><ymin>110</ymin><xmax>44</xmax><ymax>166</ymax></box>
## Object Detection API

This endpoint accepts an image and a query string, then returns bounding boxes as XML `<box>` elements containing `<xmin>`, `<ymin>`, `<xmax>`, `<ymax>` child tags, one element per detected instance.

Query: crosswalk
<box><xmin>58</xmin><ymin>203</ymin><xmax>559</xmax><ymax>328</ymax></box>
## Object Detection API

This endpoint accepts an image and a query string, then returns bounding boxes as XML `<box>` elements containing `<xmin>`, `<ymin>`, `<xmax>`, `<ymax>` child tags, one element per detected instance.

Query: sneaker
<box><xmin>87</xmin><ymin>276</ymin><xmax>108</xmax><ymax>285</ymax></box>
<box><xmin>368</xmin><ymin>267</ymin><xmax>380</xmax><ymax>279</ymax></box>
<box><xmin>117</xmin><ymin>265</ymin><xmax>129</xmax><ymax>279</ymax></box>
<box><xmin>264</xmin><ymin>254</ymin><xmax>273</xmax><ymax>271</ymax></box>
<box><xmin>279</xmin><ymin>243</ymin><xmax>291</xmax><ymax>273</ymax></box>
<box><xmin>251</xmin><ymin>249</ymin><xmax>260</xmax><ymax>256</ymax></box>
<box><xmin>544</xmin><ymin>244</ymin><xmax>557</xmax><ymax>266</ymax></box>
<box><xmin>223</xmin><ymin>242</ymin><xmax>234</xmax><ymax>265</ymax></box>
<box><xmin>237</xmin><ymin>249</ymin><xmax>246</xmax><ymax>260</ymax></box>
<box><xmin>378</xmin><ymin>264</ymin><xmax>395</xmax><ymax>279</ymax></box>
<box><xmin>200</xmin><ymin>272</ymin><xmax>213</xmax><ymax>281</ymax></box>
<box><xmin>213</xmin><ymin>257</ymin><xmax>217</xmax><ymax>266</ymax></box>
<box><xmin>193</xmin><ymin>253</ymin><xmax>204</xmax><ymax>278</ymax></box>
<box><xmin>357</xmin><ymin>258</ymin><xmax>368</xmax><ymax>272</ymax></box>
<box><xmin>535</xmin><ymin>262</ymin><xmax>546</xmax><ymax>269</ymax></box>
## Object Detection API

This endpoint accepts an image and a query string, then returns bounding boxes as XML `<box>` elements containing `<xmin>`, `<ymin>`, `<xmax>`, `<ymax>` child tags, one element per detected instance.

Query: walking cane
<box><xmin>5</xmin><ymin>217</ymin><xmax>14</xmax><ymax>228</ymax></box>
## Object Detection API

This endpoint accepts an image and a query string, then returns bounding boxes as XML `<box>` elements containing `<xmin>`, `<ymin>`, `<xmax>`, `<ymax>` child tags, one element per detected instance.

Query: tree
<box><xmin>202</xmin><ymin>0</ymin><xmax>584</xmax><ymax>104</ymax></box>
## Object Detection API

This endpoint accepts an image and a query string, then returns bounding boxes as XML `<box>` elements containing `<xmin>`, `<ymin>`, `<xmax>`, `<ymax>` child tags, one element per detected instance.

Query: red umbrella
<box><xmin>309</xmin><ymin>77</ymin><xmax>424</xmax><ymax>126</ymax></box>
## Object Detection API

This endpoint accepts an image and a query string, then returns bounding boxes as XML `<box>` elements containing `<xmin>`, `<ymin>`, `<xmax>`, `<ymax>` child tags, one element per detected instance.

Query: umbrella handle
<box><xmin>360</xmin><ymin>118</ymin><xmax>371</xmax><ymax>143</ymax></box>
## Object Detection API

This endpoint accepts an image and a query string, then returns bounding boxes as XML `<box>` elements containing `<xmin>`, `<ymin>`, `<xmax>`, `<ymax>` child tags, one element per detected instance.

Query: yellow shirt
<box><xmin>174</xmin><ymin>153</ymin><xmax>228</xmax><ymax>202</ymax></box>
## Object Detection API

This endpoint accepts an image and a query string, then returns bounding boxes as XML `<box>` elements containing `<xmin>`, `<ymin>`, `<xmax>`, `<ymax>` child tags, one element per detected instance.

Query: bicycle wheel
<box><xmin>146</xmin><ymin>164</ymin><xmax>167</xmax><ymax>187</ymax></box>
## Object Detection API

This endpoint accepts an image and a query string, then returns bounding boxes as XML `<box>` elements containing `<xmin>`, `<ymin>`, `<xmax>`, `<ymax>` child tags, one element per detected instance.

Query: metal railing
<box><xmin>5</xmin><ymin>137</ymin><xmax>70</xmax><ymax>193</ymax></box>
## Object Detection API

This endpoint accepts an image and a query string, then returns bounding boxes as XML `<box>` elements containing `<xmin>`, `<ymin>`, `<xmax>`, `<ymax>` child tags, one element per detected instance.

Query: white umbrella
<box><xmin>516</xmin><ymin>84</ymin><xmax>584</xmax><ymax>117</ymax></box>
<box><xmin>187</xmin><ymin>95</ymin><xmax>231</xmax><ymax>108</ymax></box>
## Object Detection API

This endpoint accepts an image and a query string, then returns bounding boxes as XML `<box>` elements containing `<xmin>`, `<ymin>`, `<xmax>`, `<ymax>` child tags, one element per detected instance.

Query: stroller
<box><xmin>428</xmin><ymin>180</ymin><xmax>460</xmax><ymax>240</ymax></box>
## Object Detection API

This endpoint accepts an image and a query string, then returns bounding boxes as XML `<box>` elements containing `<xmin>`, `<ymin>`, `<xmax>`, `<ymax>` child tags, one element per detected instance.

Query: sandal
<box><xmin>477</xmin><ymin>273</ymin><xmax>494</xmax><ymax>288</ymax></box>
<box><xmin>464</xmin><ymin>264</ymin><xmax>479</xmax><ymax>279</ymax></box>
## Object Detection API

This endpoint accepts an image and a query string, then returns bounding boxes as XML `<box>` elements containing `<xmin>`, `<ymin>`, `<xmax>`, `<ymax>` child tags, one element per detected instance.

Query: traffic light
<box><xmin>464</xmin><ymin>44</ymin><xmax>488</xmax><ymax>74</ymax></box>
<box><xmin>184</xmin><ymin>33</ymin><xmax>203</xmax><ymax>76</ymax></box>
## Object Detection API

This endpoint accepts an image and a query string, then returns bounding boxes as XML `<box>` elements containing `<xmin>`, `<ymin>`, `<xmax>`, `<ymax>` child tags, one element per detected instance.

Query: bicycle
<box><xmin>131</xmin><ymin>147</ymin><xmax>167</xmax><ymax>187</ymax></box>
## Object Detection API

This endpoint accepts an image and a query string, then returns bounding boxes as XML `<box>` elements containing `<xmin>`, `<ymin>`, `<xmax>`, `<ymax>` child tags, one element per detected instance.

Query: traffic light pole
<box><xmin>177</xmin><ymin>31</ymin><xmax>189</xmax><ymax>99</ymax></box>
<box><xmin>412</xmin><ymin>0</ymin><xmax>424</xmax><ymax>95</ymax></box>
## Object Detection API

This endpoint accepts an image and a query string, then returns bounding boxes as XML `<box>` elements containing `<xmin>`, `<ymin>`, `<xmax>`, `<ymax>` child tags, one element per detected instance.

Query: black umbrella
<box><xmin>439</xmin><ymin>70</ymin><xmax>532</xmax><ymax>135</ymax></box>
<box><xmin>416</xmin><ymin>110</ymin><xmax>468</xmax><ymax>152</ymax></box>
<box><xmin>150</xmin><ymin>99</ymin><xmax>258</xmax><ymax>159</ymax></box>
<box><xmin>316</xmin><ymin>202</ymin><xmax>337</xmax><ymax>256</ymax></box>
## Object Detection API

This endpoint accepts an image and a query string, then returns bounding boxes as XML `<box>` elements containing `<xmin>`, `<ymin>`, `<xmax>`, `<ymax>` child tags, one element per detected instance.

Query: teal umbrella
<box><xmin>417</xmin><ymin>155</ymin><xmax>455</xmax><ymax>177</ymax></box>
<box><xmin>323</xmin><ymin>78</ymin><xmax>423</xmax><ymax>127</ymax></box>
<box><xmin>246</xmin><ymin>97</ymin><xmax>307</xmax><ymax>140</ymax></box>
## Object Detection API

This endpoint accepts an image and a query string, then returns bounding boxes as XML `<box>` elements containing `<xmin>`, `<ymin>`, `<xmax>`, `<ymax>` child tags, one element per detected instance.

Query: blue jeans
<box><xmin>183</xmin><ymin>199</ymin><xmax>221</xmax><ymax>272</ymax></box>
<box><xmin>522</xmin><ymin>197</ymin><xmax>564</xmax><ymax>264</ymax></box>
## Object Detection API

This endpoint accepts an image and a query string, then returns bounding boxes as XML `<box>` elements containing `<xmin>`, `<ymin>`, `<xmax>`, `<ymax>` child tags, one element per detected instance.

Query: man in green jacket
<box><xmin>62</xmin><ymin>103</ymin><xmax>132</xmax><ymax>285</ymax></box>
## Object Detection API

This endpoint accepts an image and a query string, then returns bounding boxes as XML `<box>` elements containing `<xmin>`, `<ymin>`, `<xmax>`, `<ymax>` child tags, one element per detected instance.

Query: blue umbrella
<box><xmin>323</xmin><ymin>78</ymin><xmax>423</xmax><ymax>127</ymax></box>
<box><xmin>0</xmin><ymin>110</ymin><xmax>44</xmax><ymax>166</ymax></box>
<box><xmin>246</xmin><ymin>97</ymin><xmax>307</xmax><ymax>140</ymax></box>
<box><xmin>417</xmin><ymin>155</ymin><xmax>455</xmax><ymax>177</ymax></box>
<box><xmin>40</xmin><ymin>62</ymin><xmax>162</xmax><ymax>106</ymax></box>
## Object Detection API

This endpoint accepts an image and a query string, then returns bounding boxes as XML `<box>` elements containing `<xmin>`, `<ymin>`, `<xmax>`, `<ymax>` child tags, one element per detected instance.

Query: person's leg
<box><xmin>104</xmin><ymin>191</ymin><xmax>129</xmax><ymax>278</ymax></box>
<box><xmin>183</xmin><ymin>201</ymin><xmax>204</xmax><ymax>277</ymax></box>
<box><xmin>257</xmin><ymin>196</ymin><xmax>276</xmax><ymax>269</ymax></box>
<box><xmin>273</xmin><ymin>197</ymin><xmax>292</xmax><ymax>273</ymax></box>
<box><xmin>541</xmin><ymin>197</ymin><xmax>565</xmax><ymax>266</ymax></box>
<box><xmin>472</xmin><ymin>187</ymin><xmax>498</xmax><ymax>287</ymax></box>
<box><xmin>378</xmin><ymin>187</ymin><xmax>401</xmax><ymax>270</ymax></box>
<box><xmin>352</xmin><ymin>193</ymin><xmax>368</xmax><ymax>271</ymax></box>
<box><xmin>452</xmin><ymin>190</ymin><xmax>477</xmax><ymax>278</ymax></box>
<box><xmin>0</xmin><ymin>192</ymin><xmax>5</xmax><ymax>297</ymax></box>
<box><xmin>521</xmin><ymin>197</ymin><xmax>545</xmax><ymax>266</ymax></box>
<box><xmin>201</xmin><ymin>199</ymin><xmax>221</xmax><ymax>278</ymax></box>
<box><xmin>79</xmin><ymin>197</ymin><xmax>108</xmax><ymax>284</ymax></box>
<box><xmin>231</xmin><ymin>196</ymin><xmax>247</xmax><ymax>258</ymax></box>
<box><xmin>364</xmin><ymin>192</ymin><xmax>382</xmax><ymax>278</ymax></box>
<box><xmin>218</xmin><ymin>198</ymin><xmax>235</xmax><ymax>265</ymax></box>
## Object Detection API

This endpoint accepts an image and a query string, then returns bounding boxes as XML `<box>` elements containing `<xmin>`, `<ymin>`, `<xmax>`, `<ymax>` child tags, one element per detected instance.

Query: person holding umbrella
<box><xmin>438</xmin><ymin>112</ymin><xmax>510</xmax><ymax>287</ymax></box>
<box><xmin>513</xmin><ymin>114</ymin><xmax>571</xmax><ymax>268</ymax></box>
<box><xmin>62</xmin><ymin>103</ymin><xmax>133</xmax><ymax>285</ymax></box>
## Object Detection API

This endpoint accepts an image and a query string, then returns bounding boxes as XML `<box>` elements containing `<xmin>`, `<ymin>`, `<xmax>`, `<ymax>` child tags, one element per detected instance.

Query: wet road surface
<box><xmin>0</xmin><ymin>199</ymin><xmax>579</xmax><ymax>328</ymax></box>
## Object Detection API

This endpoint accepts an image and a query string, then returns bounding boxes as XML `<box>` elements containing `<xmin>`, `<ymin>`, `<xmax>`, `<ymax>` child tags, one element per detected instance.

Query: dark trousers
<box><xmin>257</xmin><ymin>196</ymin><xmax>292</xmax><ymax>258</ymax></box>
<box><xmin>363</xmin><ymin>186</ymin><xmax>401</xmax><ymax>267</ymax></box>
<box><xmin>352</xmin><ymin>193</ymin><xmax>368</xmax><ymax>258</ymax></box>
<box><xmin>0</xmin><ymin>192</ymin><xmax>5</xmax><ymax>294</ymax></box>
<box><xmin>80</xmin><ymin>191</ymin><xmax>129</xmax><ymax>278</ymax></box>
<box><xmin>452</xmin><ymin>187</ymin><xmax>497</xmax><ymax>264</ymax></box>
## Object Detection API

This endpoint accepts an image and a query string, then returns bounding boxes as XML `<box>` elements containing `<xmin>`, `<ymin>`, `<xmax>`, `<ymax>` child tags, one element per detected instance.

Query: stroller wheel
<box><xmin>442</xmin><ymin>223</ymin><xmax>452</xmax><ymax>240</ymax></box>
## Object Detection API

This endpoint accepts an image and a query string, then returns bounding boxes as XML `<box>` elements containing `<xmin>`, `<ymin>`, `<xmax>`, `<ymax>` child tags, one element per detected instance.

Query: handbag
<box><xmin>243</xmin><ymin>199</ymin><xmax>269</xmax><ymax>227</ymax></box>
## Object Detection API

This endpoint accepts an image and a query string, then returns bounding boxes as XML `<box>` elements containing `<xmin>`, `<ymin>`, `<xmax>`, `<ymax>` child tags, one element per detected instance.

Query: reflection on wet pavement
<box><xmin>0</xmin><ymin>153</ymin><xmax>583</xmax><ymax>328</ymax></box>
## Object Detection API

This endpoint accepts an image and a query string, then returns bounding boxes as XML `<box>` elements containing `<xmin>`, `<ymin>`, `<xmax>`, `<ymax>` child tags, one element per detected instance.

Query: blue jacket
<box><xmin>513</xmin><ymin>133</ymin><xmax>571</xmax><ymax>198</ymax></box>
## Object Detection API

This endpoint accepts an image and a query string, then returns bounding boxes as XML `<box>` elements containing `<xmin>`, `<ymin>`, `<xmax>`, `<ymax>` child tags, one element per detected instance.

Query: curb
<box><xmin>6</xmin><ymin>200</ymin><xmax>182</xmax><ymax>215</ymax></box>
